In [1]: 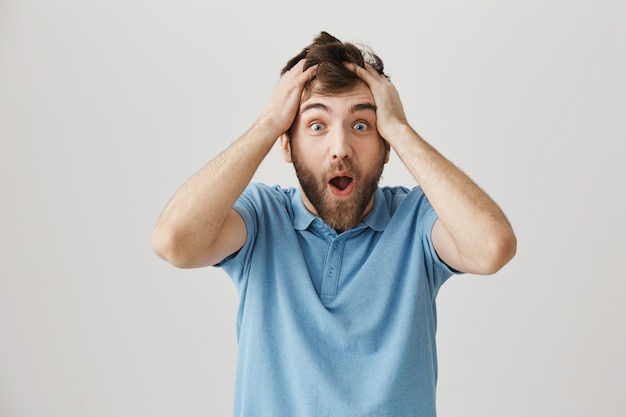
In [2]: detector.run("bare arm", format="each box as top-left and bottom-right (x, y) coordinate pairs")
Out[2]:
(349, 63), (517, 275)
(152, 61), (317, 268)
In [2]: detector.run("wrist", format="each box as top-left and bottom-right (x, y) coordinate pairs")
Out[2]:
(252, 115), (288, 143)
(380, 121), (415, 146)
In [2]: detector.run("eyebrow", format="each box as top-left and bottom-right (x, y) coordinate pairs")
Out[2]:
(300, 102), (377, 114)
(301, 102), (329, 114)
(351, 103), (377, 113)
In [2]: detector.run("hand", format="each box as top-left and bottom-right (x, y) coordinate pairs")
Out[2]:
(345, 62), (409, 142)
(259, 59), (317, 137)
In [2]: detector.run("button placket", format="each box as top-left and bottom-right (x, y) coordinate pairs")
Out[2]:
(320, 237), (345, 303)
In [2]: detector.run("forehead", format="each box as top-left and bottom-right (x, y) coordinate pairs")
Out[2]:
(299, 81), (375, 113)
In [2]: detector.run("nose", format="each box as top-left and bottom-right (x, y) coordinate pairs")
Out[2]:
(329, 127), (352, 160)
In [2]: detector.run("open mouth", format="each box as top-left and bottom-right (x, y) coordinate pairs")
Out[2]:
(329, 174), (354, 194)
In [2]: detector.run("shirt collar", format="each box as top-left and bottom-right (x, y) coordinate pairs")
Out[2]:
(292, 189), (317, 231)
(362, 187), (390, 232)
(292, 187), (390, 232)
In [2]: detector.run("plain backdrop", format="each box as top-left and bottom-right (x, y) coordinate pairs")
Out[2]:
(1, 0), (625, 416)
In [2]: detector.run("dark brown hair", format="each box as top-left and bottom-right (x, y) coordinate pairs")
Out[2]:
(281, 31), (388, 96)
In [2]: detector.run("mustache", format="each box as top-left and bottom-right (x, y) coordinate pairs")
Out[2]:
(326, 159), (357, 177)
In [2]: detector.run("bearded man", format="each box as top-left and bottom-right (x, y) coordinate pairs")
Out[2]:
(152, 31), (517, 417)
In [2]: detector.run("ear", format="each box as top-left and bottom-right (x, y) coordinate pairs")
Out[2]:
(280, 134), (293, 163)
(383, 139), (391, 164)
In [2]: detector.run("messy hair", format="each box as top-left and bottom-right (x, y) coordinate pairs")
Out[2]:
(281, 31), (388, 97)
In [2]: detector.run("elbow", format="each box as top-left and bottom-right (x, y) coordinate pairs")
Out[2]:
(476, 228), (517, 275)
(152, 227), (202, 269)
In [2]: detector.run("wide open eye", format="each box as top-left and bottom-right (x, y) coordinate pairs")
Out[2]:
(353, 122), (368, 132)
(310, 123), (324, 132)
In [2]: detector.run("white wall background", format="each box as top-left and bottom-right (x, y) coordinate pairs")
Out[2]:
(1, 0), (625, 416)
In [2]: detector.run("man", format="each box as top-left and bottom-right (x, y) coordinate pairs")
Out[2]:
(153, 31), (516, 417)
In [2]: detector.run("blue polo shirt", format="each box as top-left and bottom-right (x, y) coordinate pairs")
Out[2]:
(217, 183), (458, 417)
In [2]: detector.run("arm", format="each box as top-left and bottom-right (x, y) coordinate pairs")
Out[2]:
(349, 63), (517, 275)
(152, 60), (316, 268)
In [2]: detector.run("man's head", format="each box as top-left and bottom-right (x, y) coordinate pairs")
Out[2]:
(280, 31), (391, 233)
(281, 31), (389, 103)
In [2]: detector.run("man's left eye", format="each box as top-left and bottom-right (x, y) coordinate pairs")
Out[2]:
(354, 122), (367, 131)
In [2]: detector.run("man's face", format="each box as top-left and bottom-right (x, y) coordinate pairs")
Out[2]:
(281, 81), (390, 233)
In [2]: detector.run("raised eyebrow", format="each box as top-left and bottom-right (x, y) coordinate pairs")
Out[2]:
(300, 102), (329, 114)
(300, 102), (377, 114)
(351, 102), (377, 113)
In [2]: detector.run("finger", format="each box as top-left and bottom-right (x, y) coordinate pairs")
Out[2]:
(282, 59), (304, 77)
(343, 62), (375, 85)
(362, 62), (391, 82)
(302, 63), (318, 79)
(285, 59), (317, 78)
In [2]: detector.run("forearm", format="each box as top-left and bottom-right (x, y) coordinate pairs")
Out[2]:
(344, 62), (515, 272)
(153, 60), (317, 267)
(389, 124), (516, 273)
(152, 118), (279, 264)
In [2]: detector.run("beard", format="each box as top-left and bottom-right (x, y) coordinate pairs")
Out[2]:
(292, 154), (386, 233)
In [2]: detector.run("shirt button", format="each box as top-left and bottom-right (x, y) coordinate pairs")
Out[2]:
(333, 242), (341, 251)
(327, 268), (335, 277)
(315, 220), (323, 228)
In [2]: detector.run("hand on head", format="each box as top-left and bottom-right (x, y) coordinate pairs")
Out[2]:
(344, 62), (409, 142)
(260, 59), (317, 138)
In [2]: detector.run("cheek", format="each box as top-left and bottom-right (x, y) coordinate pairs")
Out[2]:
(362, 142), (388, 164)
(293, 139), (326, 162)
(291, 144), (322, 174)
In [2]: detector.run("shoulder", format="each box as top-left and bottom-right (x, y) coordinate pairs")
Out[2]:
(238, 183), (297, 208)
(378, 185), (430, 214)
(233, 183), (302, 228)
(243, 182), (297, 198)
